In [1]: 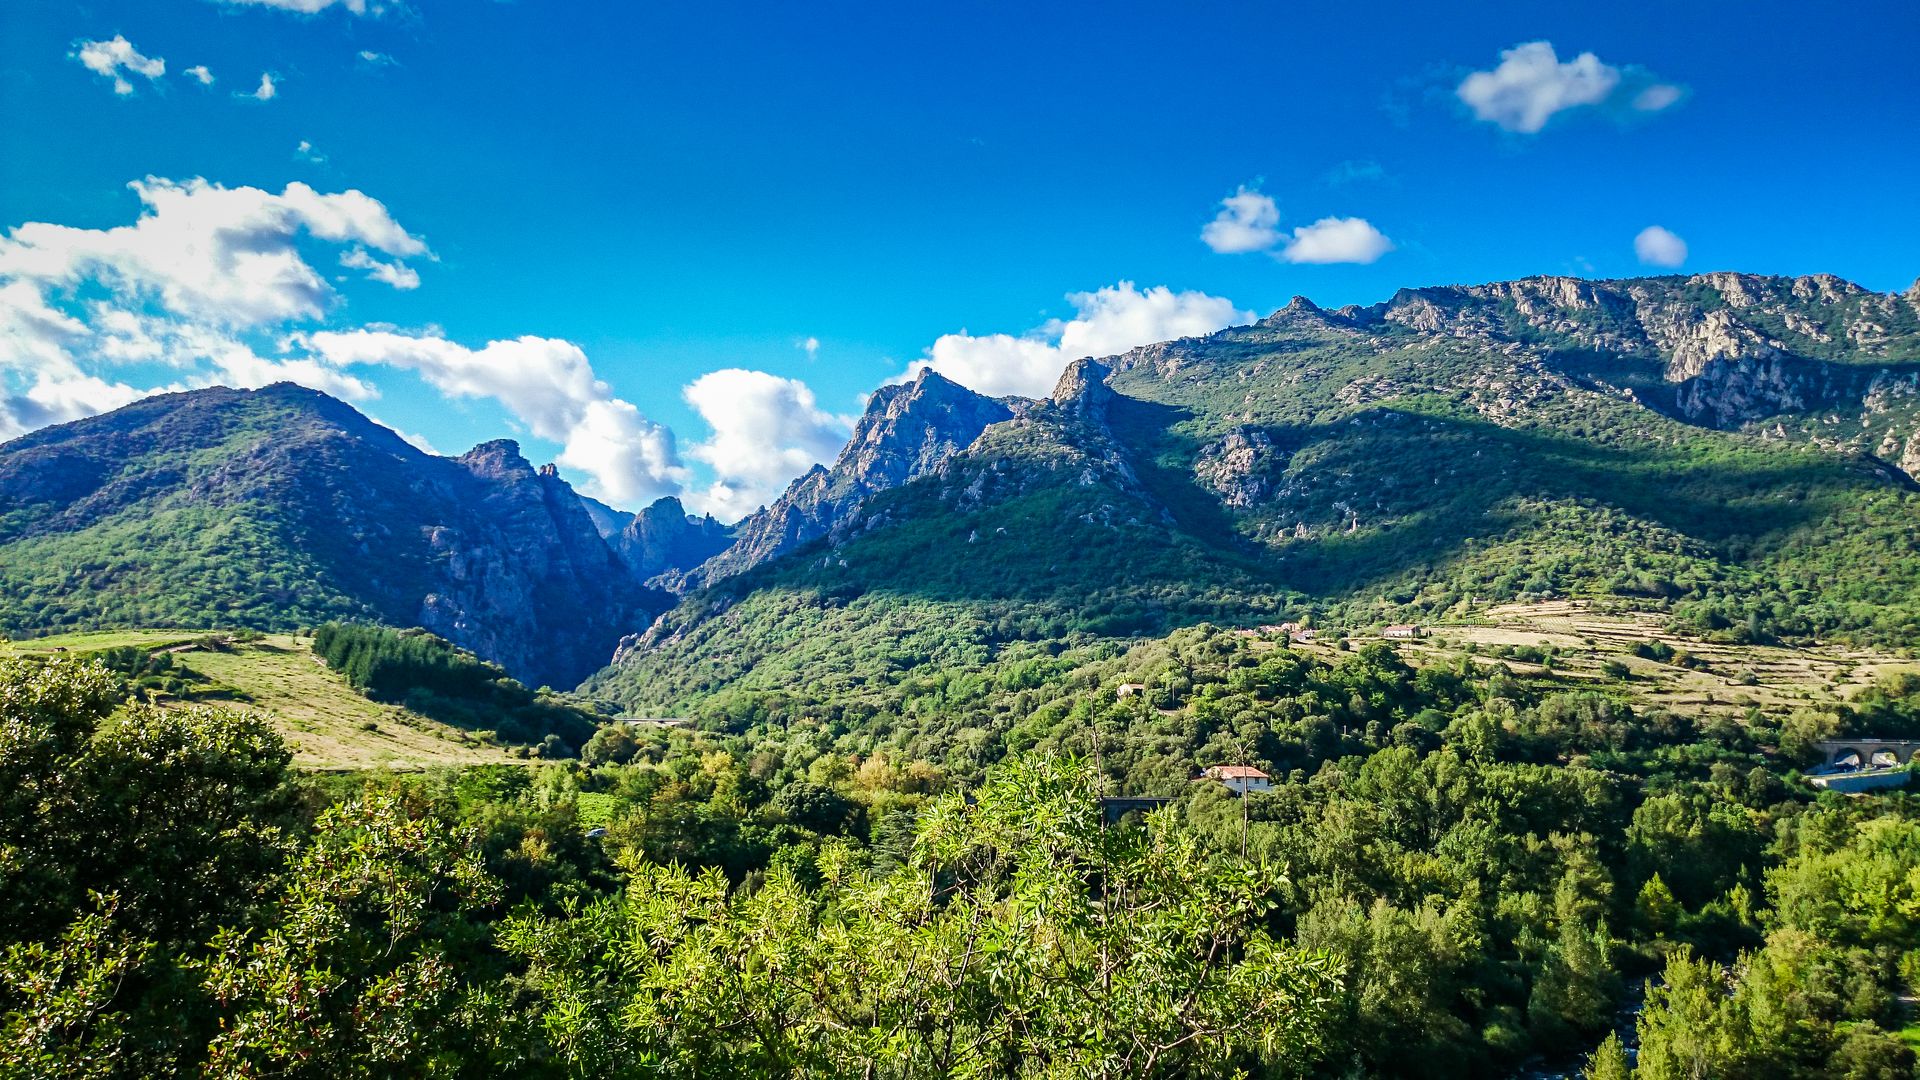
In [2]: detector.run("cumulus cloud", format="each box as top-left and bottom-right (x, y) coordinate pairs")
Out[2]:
(1200, 187), (1391, 264)
(0, 176), (428, 327)
(682, 369), (851, 519)
(1633, 225), (1688, 268)
(1279, 217), (1395, 265)
(246, 73), (277, 101)
(1457, 41), (1683, 133)
(300, 330), (688, 505)
(76, 36), (165, 95)
(1201, 187), (1281, 254)
(0, 283), (142, 439)
(0, 176), (425, 442)
(1457, 42), (1616, 133)
(910, 282), (1255, 399)
(184, 65), (214, 85)
(800, 335), (820, 359)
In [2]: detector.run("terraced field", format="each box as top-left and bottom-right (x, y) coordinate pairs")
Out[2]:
(1412, 600), (1915, 721)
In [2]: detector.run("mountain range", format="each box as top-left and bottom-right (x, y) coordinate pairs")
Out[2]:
(6, 271), (1920, 703)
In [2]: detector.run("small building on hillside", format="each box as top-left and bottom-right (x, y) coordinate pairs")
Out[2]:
(1203, 764), (1273, 795)
(1116, 682), (1148, 699)
(1382, 624), (1422, 640)
(616, 717), (692, 729)
(1289, 628), (1318, 643)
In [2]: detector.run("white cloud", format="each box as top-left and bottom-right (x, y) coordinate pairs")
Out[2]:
(0, 372), (144, 441)
(76, 36), (165, 95)
(1457, 41), (1619, 133)
(0, 176), (425, 439)
(246, 73), (277, 101)
(1456, 42), (1685, 133)
(1633, 84), (1683, 112)
(0, 176), (428, 327)
(1279, 217), (1395, 265)
(801, 335), (820, 359)
(1633, 225), (1687, 268)
(296, 139), (325, 163)
(184, 65), (214, 85)
(1201, 187), (1281, 254)
(357, 50), (396, 66)
(300, 329), (688, 505)
(910, 282), (1255, 399)
(0, 283), (142, 440)
(339, 248), (419, 289)
(683, 369), (850, 519)
(1200, 187), (1390, 264)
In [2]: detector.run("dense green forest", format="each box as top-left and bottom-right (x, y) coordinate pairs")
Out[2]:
(7, 630), (1919, 1077)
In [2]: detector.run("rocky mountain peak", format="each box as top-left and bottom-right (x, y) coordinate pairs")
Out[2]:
(678, 371), (1014, 589)
(836, 367), (1012, 487)
(1050, 358), (1115, 414)
(611, 494), (733, 584)
(456, 439), (534, 482)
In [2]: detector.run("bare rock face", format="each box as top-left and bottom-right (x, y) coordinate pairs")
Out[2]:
(609, 496), (732, 583)
(1050, 358), (1117, 418)
(681, 368), (1014, 588)
(1194, 428), (1279, 508)
(418, 439), (663, 688)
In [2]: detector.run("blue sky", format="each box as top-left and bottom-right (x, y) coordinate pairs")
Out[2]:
(4, 0), (1918, 517)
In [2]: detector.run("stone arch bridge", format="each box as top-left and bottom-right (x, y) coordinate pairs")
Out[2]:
(1815, 739), (1920, 769)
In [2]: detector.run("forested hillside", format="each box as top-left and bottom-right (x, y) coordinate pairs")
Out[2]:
(595, 273), (1920, 717)
(7, 629), (1919, 1076)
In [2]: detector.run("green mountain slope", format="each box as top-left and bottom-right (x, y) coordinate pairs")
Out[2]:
(587, 272), (1920, 717)
(0, 384), (663, 688)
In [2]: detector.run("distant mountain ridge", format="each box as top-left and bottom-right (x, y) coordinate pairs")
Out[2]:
(0, 384), (664, 688)
(7, 271), (1920, 702)
(589, 271), (1920, 715)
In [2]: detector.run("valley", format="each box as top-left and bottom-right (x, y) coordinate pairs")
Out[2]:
(8, 271), (1920, 1078)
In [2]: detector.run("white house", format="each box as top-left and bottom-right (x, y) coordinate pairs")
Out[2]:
(1203, 764), (1273, 795)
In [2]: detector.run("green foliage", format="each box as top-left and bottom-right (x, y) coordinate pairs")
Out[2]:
(504, 755), (1345, 1078)
(198, 792), (501, 1078)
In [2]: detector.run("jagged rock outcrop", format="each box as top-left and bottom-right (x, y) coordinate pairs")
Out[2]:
(0, 385), (661, 688)
(682, 367), (1014, 587)
(610, 496), (733, 583)
(1354, 272), (1920, 429)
